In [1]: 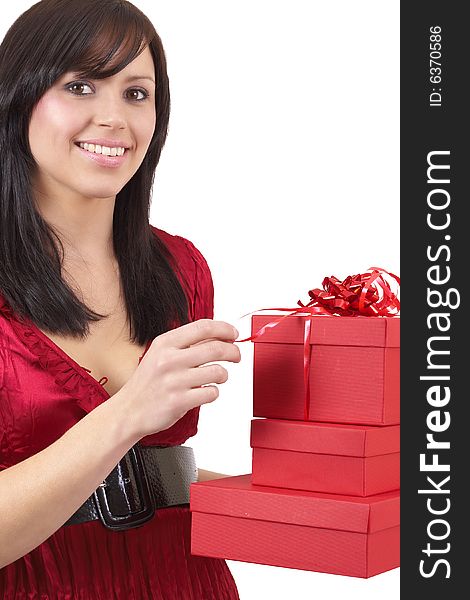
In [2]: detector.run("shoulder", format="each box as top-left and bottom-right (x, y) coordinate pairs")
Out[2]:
(149, 225), (214, 321)
(149, 224), (211, 278)
(149, 224), (206, 263)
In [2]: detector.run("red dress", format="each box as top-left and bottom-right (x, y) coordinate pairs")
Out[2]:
(0, 226), (240, 600)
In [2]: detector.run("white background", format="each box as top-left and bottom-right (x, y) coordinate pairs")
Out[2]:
(2, 2), (400, 598)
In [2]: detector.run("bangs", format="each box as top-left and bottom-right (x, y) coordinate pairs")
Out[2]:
(62, 2), (155, 80)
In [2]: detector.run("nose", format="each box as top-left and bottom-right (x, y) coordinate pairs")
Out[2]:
(92, 89), (127, 130)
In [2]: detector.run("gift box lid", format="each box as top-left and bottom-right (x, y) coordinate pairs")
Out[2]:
(251, 314), (400, 347)
(250, 419), (400, 457)
(190, 475), (400, 533)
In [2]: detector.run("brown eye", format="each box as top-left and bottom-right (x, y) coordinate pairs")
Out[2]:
(126, 88), (149, 102)
(67, 81), (92, 95)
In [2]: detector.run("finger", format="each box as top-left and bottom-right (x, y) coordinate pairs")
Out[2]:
(189, 336), (240, 350)
(185, 384), (220, 408)
(164, 319), (239, 349)
(180, 340), (241, 368)
(187, 364), (229, 388)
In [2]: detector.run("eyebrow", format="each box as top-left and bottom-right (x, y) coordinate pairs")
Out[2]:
(125, 75), (156, 84)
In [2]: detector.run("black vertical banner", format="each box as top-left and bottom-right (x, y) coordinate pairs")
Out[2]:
(401, 2), (467, 597)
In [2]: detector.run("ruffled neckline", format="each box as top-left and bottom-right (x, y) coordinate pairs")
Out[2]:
(0, 291), (152, 414)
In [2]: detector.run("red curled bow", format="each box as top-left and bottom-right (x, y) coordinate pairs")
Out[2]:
(299, 267), (400, 316)
(236, 267), (400, 420)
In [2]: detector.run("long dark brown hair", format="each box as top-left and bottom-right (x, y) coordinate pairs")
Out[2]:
(0, 0), (189, 344)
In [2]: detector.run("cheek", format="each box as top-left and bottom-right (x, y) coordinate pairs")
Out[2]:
(139, 107), (157, 146)
(29, 94), (78, 150)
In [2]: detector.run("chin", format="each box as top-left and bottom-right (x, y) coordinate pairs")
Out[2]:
(73, 182), (126, 200)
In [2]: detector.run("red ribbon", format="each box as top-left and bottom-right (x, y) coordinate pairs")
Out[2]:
(236, 267), (400, 420)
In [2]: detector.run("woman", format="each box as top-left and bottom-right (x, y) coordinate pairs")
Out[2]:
(0, 0), (241, 597)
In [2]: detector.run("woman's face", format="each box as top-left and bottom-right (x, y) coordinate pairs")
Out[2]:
(28, 46), (157, 205)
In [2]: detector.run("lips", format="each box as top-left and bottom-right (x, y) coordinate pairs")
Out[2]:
(74, 142), (129, 168)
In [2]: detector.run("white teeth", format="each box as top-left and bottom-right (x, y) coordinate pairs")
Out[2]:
(78, 142), (126, 156)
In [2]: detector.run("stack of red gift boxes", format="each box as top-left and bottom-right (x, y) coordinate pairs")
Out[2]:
(190, 311), (400, 579)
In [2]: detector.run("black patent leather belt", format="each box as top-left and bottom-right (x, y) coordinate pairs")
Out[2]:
(64, 444), (197, 532)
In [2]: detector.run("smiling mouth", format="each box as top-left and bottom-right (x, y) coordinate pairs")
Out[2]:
(74, 142), (128, 157)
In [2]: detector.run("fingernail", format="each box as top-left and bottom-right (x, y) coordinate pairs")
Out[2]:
(233, 327), (239, 338)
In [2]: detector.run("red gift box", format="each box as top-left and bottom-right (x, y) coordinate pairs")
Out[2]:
(252, 314), (400, 425)
(251, 418), (400, 496)
(190, 474), (400, 578)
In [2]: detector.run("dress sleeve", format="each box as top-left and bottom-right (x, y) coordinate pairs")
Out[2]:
(0, 343), (3, 387)
(0, 341), (9, 470)
(179, 237), (214, 322)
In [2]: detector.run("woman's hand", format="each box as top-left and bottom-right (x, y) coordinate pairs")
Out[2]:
(118, 319), (241, 439)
